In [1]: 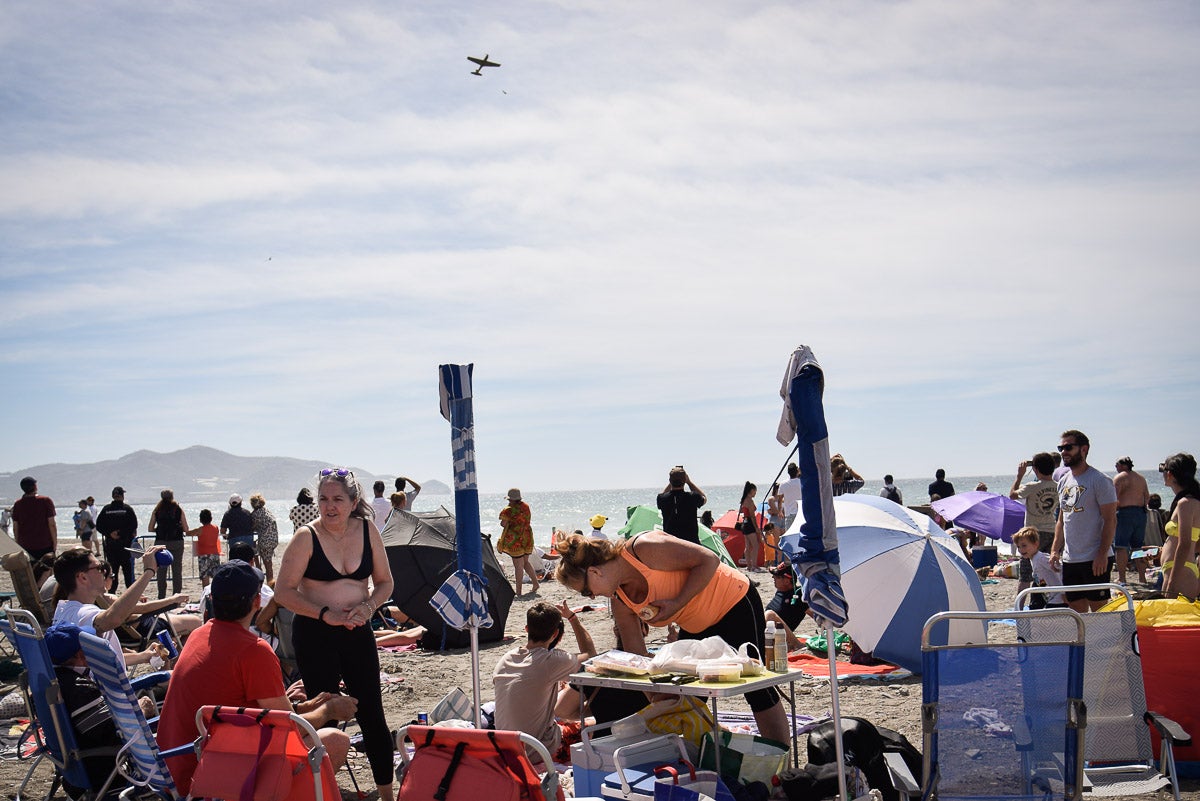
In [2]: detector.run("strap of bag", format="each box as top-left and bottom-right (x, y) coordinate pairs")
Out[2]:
(486, 731), (540, 796)
(433, 741), (469, 801)
(224, 708), (273, 801)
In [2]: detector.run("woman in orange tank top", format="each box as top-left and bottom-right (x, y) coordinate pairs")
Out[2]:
(555, 531), (788, 744)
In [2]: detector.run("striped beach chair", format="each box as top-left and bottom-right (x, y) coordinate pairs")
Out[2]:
(77, 632), (189, 801)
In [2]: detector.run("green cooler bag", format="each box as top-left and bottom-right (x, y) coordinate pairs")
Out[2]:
(698, 730), (788, 786)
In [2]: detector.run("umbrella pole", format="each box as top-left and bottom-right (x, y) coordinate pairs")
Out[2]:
(826, 622), (850, 801)
(470, 624), (482, 729)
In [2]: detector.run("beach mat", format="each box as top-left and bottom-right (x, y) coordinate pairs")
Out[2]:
(787, 651), (902, 678)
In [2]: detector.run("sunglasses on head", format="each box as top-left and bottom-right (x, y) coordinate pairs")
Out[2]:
(319, 467), (353, 479)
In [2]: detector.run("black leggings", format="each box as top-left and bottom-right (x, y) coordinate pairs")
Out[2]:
(681, 585), (780, 712)
(102, 536), (134, 590)
(292, 616), (393, 785)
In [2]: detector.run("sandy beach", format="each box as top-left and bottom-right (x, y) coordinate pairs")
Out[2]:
(2, 562), (1196, 800)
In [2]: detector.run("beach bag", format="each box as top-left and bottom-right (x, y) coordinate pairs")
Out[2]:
(634, 696), (719, 752)
(431, 687), (473, 723)
(698, 730), (788, 786)
(806, 717), (920, 801)
(652, 763), (736, 801)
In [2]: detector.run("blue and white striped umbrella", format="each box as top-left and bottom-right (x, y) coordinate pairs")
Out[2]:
(433, 363), (492, 631)
(827, 494), (986, 673)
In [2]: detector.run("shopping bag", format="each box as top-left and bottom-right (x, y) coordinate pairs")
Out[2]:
(652, 763), (736, 801)
(698, 730), (788, 786)
(636, 696), (720, 752)
(431, 687), (472, 723)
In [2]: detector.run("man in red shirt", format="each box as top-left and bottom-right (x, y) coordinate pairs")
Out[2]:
(11, 476), (57, 560)
(156, 560), (355, 795)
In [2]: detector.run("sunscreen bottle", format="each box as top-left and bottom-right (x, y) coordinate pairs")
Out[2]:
(764, 622), (777, 672)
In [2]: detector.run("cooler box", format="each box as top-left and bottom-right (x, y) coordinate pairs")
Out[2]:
(597, 735), (689, 800)
(571, 726), (683, 799)
(971, 546), (998, 569)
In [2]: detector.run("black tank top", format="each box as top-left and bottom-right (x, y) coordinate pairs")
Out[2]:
(303, 519), (373, 581)
(153, 504), (184, 541)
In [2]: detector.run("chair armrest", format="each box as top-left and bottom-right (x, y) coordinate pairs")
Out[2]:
(884, 751), (920, 800)
(159, 741), (195, 760)
(1145, 711), (1192, 747)
(131, 671), (171, 691)
(1013, 717), (1032, 751)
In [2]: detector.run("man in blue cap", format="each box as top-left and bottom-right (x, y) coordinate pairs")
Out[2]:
(156, 560), (356, 796)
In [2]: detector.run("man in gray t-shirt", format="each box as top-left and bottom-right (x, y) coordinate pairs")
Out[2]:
(1051, 430), (1118, 612)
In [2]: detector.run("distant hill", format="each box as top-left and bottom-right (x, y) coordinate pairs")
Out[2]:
(0, 445), (448, 506)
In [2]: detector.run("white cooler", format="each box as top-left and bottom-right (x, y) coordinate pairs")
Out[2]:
(570, 724), (685, 799)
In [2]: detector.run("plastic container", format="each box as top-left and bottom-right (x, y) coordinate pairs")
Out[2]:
(696, 660), (741, 683)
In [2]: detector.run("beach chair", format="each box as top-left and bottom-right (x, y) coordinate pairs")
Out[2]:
(2, 551), (51, 626)
(887, 608), (1087, 801)
(77, 631), (189, 801)
(1017, 584), (1191, 800)
(395, 724), (564, 801)
(0, 608), (126, 801)
(188, 705), (339, 801)
(272, 607), (300, 684)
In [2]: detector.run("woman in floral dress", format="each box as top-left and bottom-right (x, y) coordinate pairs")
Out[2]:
(498, 487), (539, 595)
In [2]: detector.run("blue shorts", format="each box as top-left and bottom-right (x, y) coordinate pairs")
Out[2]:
(1114, 507), (1147, 551)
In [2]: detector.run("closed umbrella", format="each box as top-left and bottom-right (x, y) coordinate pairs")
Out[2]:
(829, 494), (986, 673)
(931, 491), (1026, 543)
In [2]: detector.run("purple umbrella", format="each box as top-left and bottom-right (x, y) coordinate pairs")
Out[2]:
(930, 491), (1026, 543)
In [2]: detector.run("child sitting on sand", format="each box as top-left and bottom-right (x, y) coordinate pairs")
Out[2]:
(1014, 526), (1065, 608)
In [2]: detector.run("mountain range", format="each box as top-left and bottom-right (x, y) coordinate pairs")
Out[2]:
(0, 445), (449, 506)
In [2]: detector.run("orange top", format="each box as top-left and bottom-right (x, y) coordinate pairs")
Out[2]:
(615, 538), (749, 632)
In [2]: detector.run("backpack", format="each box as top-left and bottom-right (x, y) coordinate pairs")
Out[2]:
(883, 486), (901, 504)
(805, 716), (921, 801)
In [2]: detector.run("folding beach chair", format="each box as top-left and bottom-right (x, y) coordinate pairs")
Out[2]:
(77, 631), (189, 801)
(1017, 584), (1191, 801)
(189, 705), (339, 801)
(888, 608), (1087, 801)
(395, 724), (564, 801)
(2, 551), (51, 626)
(0, 608), (125, 801)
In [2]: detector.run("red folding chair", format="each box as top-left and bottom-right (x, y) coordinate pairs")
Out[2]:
(396, 725), (564, 801)
(189, 705), (339, 801)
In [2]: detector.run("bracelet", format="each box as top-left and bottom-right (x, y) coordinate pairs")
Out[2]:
(318, 606), (330, 622)
(143, 568), (157, 577)
(566, 614), (576, 621)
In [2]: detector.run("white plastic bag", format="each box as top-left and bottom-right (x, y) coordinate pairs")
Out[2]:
(650, 636), (764, 677)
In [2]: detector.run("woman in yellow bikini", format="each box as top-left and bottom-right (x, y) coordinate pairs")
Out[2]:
(1159, 453), (1200, 601)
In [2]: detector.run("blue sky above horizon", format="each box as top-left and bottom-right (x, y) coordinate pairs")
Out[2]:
(2, 1), (1198, 493)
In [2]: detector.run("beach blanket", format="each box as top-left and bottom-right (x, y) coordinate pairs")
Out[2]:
(716, 711), (830, 737)
(378, 643), (419, 653)
(787, 652), (901, 677)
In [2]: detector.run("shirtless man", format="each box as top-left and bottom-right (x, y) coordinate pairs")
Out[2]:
(1113, 457), (1151, 584)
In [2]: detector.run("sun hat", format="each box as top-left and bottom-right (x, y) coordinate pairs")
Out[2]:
(44, 622), (93, 664)
(211, 559), (263, 600)
(589, 514), (607, 529)
(507, 488), (522, 502)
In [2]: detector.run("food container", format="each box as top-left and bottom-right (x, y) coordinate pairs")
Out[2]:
(696, 660), (741, 683)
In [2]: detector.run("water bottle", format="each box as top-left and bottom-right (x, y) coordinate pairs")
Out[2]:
(764, 622), (777, 672)
(774, 626), (788, 673)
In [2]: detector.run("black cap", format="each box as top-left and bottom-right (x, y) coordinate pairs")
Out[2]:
(210, 560), (264, 600)
(111, 486), (125, 497)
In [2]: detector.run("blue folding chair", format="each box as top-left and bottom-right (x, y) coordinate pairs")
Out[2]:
(889, 608), (1087, 801)
(77, 631), (187, 801)
(0, 608), (120, 801)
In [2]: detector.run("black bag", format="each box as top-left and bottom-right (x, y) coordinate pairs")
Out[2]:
(805, 716), (921, 801)
(883, 486), (901, 504)
(779, 763), (843, 801)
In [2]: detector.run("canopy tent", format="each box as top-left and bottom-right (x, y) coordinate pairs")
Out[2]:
(381, 507), (514, 650)
(616, 504), (736, 567)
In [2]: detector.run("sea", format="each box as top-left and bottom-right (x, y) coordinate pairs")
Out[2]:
(50, 472), (1175, 556)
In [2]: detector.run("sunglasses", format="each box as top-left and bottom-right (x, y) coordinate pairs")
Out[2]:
(580, 570), (595, 600)
(1057, 444), (1079, 453)
(85, 563), (112, 577)
(319, 467), (353, 479)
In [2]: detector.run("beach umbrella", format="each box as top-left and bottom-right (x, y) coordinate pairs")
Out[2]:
(775, 345), (850, 800)
(430, 363), (490, 727)
(930, 490), (1026, 543)
(831, 494), (986, 673)
(709, 510), (769, 567)
(616, 504), (736, 567)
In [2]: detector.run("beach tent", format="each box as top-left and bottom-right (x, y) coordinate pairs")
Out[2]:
(381, 507), (514, 649)
(710, 509), (769, 567)
(1099, 595), (1200, 775)
(616, 504), (736, 567)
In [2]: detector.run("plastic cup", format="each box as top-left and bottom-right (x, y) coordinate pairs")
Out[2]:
(155, 550), (174, 567)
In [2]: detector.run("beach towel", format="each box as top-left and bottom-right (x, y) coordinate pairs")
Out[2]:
(787, 652), (900, 677)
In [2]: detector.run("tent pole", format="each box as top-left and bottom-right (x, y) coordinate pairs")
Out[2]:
(470, 624), (482, 729)
(826, 622), (850, 801)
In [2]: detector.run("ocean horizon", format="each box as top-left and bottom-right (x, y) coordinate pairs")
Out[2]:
(46, 471), (1174, 554)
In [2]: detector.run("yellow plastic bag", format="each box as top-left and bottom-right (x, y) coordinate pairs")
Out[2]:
(636, 696), (720, 752)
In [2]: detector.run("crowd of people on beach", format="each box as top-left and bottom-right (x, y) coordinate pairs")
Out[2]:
(3, 434), (1197, 798)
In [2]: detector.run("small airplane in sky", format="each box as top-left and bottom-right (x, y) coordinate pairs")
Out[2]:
(468, 54), (500, 76)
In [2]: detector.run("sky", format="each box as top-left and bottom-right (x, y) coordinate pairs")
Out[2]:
(2, 1), (1198, 493)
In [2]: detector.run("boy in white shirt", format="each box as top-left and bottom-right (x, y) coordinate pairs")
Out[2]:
(1014, 527), (1065, 608)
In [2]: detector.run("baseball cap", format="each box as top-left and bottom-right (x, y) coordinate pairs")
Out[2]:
(111, 486), (125, 497)
(44, 622), (94, 664)
(211, 560), (263, 600)
(769, 562), (796, 579)
(229, 493), (242, 505)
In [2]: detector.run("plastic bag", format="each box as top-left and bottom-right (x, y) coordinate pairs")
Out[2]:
(653, 763), (736, 801)
(651, 636), (764, 677)
(634, 696), (720, 751)
(585, 649), (655, 675)
(805, 631), (850, 655)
